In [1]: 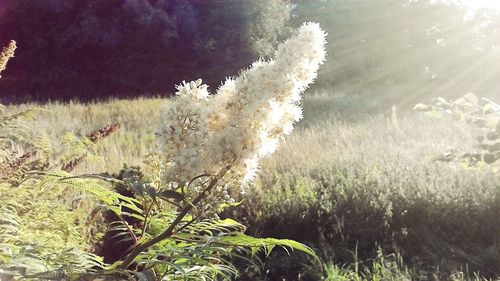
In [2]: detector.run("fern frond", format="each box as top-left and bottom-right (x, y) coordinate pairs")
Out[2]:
(34, 171), (124, 205)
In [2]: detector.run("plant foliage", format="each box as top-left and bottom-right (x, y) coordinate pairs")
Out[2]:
(0, 23), (324, 280)
(415, 92), (500, 168)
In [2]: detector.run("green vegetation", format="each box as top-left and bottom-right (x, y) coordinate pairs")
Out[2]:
(1, 92), (317, 281)
(1, 25), (326, 280)
(5, 91), (500, 280)
(229, 93), (500, 280)
(3, 1), (500, 280)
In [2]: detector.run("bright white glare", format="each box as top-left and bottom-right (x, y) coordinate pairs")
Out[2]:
(460, 0), (500, 10)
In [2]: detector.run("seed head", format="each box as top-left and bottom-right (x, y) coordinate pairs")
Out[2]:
(0, 40), (16, 77)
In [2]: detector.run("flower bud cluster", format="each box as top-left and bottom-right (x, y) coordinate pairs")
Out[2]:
(157, 23), (326, 216)
(195, 184), (236, 220)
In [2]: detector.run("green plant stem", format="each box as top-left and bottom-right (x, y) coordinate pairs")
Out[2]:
(174, 214), (200, 234)
(139, 202), (152, 241)
(118, 168), (228, 269)
(116, 213), (138, 245)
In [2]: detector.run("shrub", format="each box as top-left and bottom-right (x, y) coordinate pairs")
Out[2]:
(415, 93), (500, 167)
(1, 22), (327, 280)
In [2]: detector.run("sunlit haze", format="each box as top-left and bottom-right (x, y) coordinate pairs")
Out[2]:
(460, 0), (500, 10)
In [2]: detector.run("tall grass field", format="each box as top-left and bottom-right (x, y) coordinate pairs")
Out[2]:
(5, 91), (499, 280)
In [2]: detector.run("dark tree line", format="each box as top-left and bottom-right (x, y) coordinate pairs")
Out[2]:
(0, 0), (290, 102)
(1, 0), (499, 104)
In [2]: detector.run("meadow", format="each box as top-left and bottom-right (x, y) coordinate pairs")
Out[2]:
(4, 1), (500, 280)
(6, 91), (500, 280)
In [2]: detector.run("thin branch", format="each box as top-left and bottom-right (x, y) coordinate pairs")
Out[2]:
(187, 173), (211, 189)
(159, 198), (183, 209)
(116, 214), (138, 246)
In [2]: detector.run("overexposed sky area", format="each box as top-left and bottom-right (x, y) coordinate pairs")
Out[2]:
(460, 0), (500, 10)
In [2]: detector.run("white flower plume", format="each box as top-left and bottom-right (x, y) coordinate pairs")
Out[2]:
(157, 22), (326, 214)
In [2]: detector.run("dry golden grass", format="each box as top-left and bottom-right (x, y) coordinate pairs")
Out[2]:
(6, 91), (476, 176)
(7, 98), (163, 172)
